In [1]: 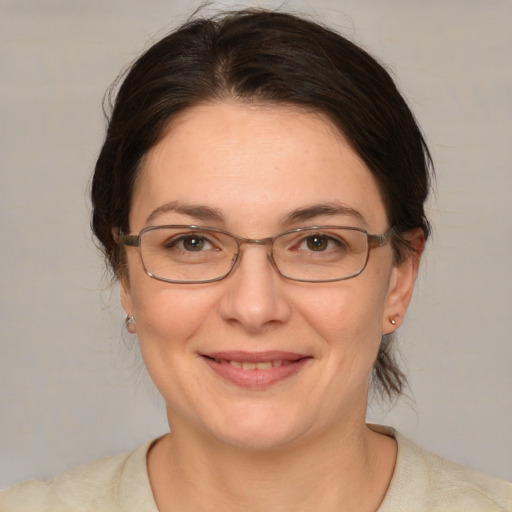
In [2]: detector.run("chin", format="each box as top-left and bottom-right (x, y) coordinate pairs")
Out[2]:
(201, 405), (312, 452)
(215, 428), (302, 453)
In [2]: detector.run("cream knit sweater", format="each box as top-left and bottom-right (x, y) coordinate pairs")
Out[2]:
(1, 426), (510, 511)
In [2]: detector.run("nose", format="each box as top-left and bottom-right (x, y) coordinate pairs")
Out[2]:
(218, 244), (292, 333)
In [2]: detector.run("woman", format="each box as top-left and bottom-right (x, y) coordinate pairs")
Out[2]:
(1, 8), (510, 511)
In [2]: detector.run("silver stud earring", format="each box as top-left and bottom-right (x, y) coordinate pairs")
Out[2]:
(390, 318), (397, 325)
(125, 315), (136, 334)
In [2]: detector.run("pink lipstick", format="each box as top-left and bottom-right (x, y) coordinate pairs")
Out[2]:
(201, 351), (311, 388)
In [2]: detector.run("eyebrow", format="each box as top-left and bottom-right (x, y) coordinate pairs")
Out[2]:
(280, 202), (368, 226)
(146, 201), (224, 224)
(145, 200), (367, 227)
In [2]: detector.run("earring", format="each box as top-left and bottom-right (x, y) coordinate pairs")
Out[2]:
(125, 315), (136, 334)
(390, 313), (400, 326)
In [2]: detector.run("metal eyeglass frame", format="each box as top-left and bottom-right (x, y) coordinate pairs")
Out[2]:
(119, 225), (394, 284)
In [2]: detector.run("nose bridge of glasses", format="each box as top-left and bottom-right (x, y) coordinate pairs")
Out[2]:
(232, 235), (278, 269)
(236, 234), (274, 249)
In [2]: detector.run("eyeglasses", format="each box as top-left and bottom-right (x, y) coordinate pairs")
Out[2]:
(120, 225), (393, 284)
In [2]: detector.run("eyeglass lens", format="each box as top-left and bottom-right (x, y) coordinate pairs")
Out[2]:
(137, 226), (371, 283)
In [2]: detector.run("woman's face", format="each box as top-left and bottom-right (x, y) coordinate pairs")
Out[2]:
(122, 102), (418, 450)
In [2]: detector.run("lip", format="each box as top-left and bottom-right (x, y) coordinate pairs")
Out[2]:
(201, 351), (311, 388)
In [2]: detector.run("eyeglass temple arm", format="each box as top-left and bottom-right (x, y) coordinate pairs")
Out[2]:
(368, 228), (395, 248)
(118, 231), (140, 247)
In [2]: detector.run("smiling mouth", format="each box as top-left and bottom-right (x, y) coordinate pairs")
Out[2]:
(209, 358), (296, 370)
(201, 352), (310, 387)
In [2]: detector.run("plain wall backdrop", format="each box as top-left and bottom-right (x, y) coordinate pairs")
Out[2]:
(1, 0), (511, 489)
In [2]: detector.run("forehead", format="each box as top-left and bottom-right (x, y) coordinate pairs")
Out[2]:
(130, 101), (387, 233)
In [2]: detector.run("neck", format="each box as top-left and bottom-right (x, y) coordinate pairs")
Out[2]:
(147, 416), (396, 512)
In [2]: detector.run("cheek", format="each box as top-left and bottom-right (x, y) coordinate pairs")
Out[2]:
(296, 272), (392, 385)
(125, 251), (217, 344)
(300, 277), (389, 342)
(129, 283), (220, 400)
(132, 285), (218, 344)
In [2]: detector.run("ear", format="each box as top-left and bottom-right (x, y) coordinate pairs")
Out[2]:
(120, 276), (134, 321)
(382, 229), (425, 334)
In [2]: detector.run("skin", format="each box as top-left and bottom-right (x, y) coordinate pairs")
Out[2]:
(121, 101), (423, 511)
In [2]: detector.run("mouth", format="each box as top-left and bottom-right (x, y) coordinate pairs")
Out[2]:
(211, 359), (295, 370)
(200, 351), (311, 388)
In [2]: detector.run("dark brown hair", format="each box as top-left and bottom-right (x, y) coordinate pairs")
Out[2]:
(91, 9), (433, 400)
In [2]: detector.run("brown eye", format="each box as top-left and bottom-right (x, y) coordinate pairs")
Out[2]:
(306, 235), (329, 251)
(182, 236), (205, 251)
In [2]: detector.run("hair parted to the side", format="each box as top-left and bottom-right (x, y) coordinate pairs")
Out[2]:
(91, 8), (433, 401)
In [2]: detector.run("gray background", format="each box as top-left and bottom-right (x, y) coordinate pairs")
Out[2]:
(1, 0), (511, 489)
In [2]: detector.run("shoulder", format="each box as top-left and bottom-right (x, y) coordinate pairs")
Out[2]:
(374, 425), (512, 512)
(0, 440), (158, 512)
